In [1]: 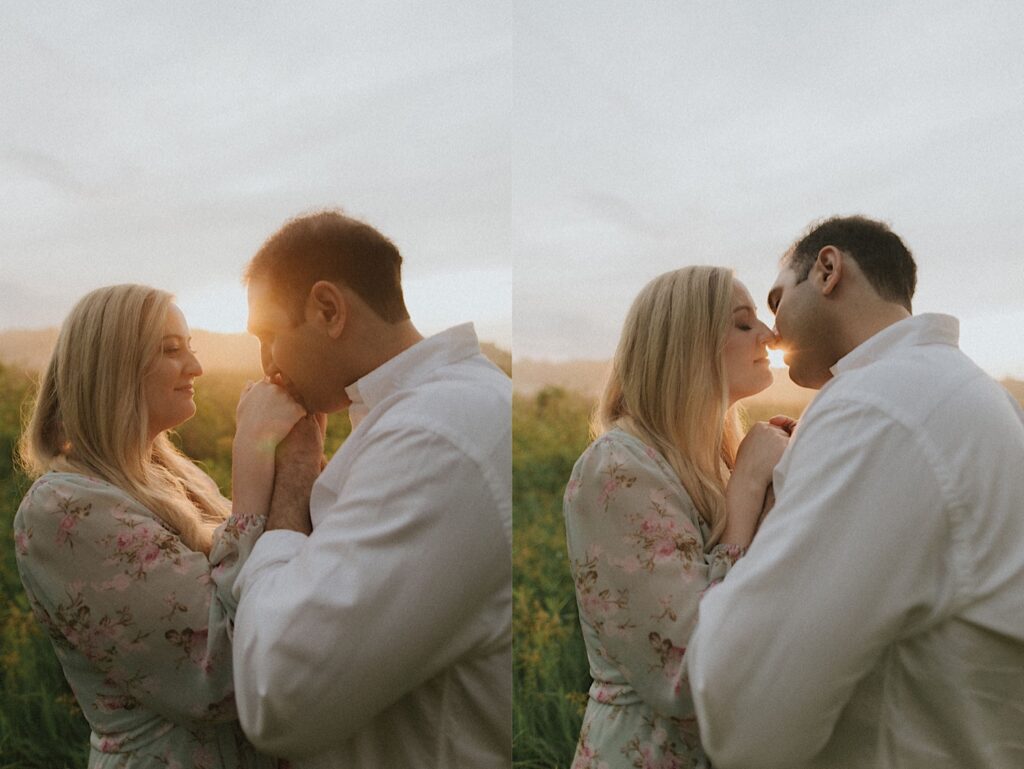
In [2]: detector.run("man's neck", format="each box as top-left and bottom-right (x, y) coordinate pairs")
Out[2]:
(350, 320), (425, 382)
(840, 301), (912, 360)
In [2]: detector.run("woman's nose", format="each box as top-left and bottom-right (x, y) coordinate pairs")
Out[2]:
(186, 350), (203, 377)
(757, 323), (778, 347)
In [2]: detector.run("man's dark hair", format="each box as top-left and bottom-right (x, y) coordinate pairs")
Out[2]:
(786, 215), (917, 311)
(244, 210), (410, 324)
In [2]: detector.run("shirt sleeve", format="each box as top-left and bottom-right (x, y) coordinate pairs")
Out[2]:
(686, 399), (951, 769)
(231, 425), (510, 758)
(12, 475), (265, 725)
(564, 434), (743, 718)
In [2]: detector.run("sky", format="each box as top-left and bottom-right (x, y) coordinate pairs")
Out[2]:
(512, 0), (1024, 378)
(3, 2), (1023, 377)
(1, 1), (512, 347)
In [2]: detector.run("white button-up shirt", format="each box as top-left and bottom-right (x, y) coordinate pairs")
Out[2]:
(232, 323), (511, 769)
(687, 313), (1024, 769)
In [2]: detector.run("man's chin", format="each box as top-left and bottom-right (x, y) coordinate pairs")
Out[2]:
(787, 364), (830, 391)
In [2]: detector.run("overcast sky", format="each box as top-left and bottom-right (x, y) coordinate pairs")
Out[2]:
(3, 2), (1023, 376)
(512, 0), (1024, 378)
(1, 1), (512, 346)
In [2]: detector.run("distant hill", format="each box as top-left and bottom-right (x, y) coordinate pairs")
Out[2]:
(0, 328), (263, 375)
(513, 356), (819, 409)
(0, 328), (511, 378)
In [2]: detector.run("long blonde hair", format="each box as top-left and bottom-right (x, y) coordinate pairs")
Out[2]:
(19, 284), (230, 553)
(593, 266), (743, 546)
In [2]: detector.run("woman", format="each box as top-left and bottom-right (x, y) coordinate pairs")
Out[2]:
(13, 284), (307, 768)
(564, 266), (790, 768)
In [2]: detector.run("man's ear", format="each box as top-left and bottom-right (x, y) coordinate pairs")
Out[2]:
(813, 246), (844, 297)
(306, 280), (347, 338)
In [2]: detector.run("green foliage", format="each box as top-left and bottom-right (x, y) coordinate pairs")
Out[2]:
(0, 364), (350, 767)
(513, 388), (593, 767)
(0, 363), (90, 767)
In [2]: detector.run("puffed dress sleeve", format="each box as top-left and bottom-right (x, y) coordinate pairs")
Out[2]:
(13, 473), (265, 728)
(564, 431), (743, 719)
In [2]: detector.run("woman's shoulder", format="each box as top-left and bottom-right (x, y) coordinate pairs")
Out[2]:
(17, 472), (143, 527)
(567, 428), (686, 508)
(23, 471), (126, 500)
(575, 428), (674, 477)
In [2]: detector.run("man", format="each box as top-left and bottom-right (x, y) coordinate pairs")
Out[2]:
(230, 211), (512, 768)
(687, 216), (1024, 768)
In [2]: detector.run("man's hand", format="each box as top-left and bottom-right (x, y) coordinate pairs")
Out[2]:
(266, 415), (326, 536)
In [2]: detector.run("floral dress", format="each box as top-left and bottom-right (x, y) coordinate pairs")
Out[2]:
(12, 471), (278, 769)
(564, 429), (743, 769)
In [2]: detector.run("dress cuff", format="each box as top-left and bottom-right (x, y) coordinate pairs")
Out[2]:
(705, 542), (746, 589)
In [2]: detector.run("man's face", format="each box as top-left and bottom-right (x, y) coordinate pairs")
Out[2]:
(246, 277), (321, 411)
(767, 263), (834, 389)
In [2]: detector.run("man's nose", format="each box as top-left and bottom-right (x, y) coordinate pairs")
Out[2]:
(766, 327), (781, 348)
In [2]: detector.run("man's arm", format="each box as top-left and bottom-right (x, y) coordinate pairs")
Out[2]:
(264, 414), (325, 536)
(231, 424), (509, 758)
(686, 400), (952, 769)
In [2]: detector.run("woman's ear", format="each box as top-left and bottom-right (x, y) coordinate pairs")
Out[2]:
(306, 281), (347, 338)
(813, 246), (844, 297)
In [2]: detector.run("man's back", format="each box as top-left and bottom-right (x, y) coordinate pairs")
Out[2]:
(803, 317), (1024, 767)
(688, 314), (1024, 769)
(234, 325), (512, 769)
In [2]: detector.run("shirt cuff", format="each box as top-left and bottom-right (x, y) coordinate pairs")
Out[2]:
(233, 529), (308, 603)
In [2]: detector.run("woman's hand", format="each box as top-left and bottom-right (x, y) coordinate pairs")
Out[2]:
(734, 421), (791, 487)
(722, 422), (791, 548)
(231, 379), (306, 520)
(235, 379), (306, 452)
(768, 414), (798, 435)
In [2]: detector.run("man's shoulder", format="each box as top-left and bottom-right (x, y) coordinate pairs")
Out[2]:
(402, 354), (510, 410)
(361, 355), (510, 444)
(811, 345), (1020, 445)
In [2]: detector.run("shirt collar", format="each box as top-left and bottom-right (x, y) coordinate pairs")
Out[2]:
(345, 323), (481, 428)
(830, 313), (960, 378)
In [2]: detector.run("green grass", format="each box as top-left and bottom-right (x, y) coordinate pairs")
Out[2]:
(512, 388), (593, 767)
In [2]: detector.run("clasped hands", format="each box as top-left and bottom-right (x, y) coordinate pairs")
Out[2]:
(237, 376), (326, 536)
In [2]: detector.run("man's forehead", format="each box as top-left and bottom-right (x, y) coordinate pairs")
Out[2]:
(770, 264), (797, 289)
(246, 278), (288, 326)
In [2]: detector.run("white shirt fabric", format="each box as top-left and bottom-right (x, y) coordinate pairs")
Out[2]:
(687, 313), (1024, 769)
(232, 323), (512, 769)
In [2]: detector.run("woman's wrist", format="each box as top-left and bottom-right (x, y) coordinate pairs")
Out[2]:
(723, 473), (769, 548)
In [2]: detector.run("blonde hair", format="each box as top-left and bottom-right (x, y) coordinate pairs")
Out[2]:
(19, 284), (230, 553)
(593, 266), (743, 546)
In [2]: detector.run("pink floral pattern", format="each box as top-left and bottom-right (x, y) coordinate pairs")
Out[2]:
(563, 430), (743, 769)
(12, 472), (279, 769)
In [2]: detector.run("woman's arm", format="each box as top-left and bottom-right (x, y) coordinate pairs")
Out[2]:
(721, 422), (790, 548)
(14, 475), (264, 725)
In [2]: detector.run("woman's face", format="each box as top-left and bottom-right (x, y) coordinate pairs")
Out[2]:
(143, 304), (203, 441)
(722, 280), (775, 405)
